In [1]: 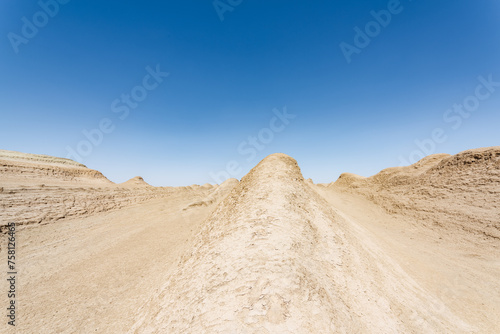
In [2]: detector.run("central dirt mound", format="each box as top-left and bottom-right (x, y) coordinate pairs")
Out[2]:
(130, 154), (471, 333)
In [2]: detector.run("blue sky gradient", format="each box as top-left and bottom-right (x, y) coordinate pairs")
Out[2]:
(1, 0), (499, 186)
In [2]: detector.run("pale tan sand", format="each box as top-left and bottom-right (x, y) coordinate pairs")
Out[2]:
(0, 148), (498, 333)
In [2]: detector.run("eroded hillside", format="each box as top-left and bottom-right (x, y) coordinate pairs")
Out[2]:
(331, 147), (500, 241)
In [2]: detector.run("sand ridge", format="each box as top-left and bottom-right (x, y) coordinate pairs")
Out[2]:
(128, 153), (477, 333)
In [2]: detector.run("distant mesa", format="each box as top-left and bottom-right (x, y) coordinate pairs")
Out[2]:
(121, 176), (152, 187)
(0, 149), (113, 186)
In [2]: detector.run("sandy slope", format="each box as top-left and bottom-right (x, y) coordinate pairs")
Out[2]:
(315, 187), (500, 333)
(4, 196), (213, 333)
(0, 149), (499, 333)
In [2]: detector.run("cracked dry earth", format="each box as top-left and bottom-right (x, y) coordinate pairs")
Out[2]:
(1, 148), (499, 333)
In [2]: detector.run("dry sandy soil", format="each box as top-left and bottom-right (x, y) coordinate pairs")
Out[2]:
(0, 148), (499, 333)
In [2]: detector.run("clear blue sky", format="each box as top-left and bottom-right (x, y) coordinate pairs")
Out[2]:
(1, 0), (499, 186)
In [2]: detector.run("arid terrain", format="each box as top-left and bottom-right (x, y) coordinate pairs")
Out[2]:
(0, 147), (499, 333)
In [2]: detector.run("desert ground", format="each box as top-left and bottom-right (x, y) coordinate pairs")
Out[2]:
(0, 147), (499, 333)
